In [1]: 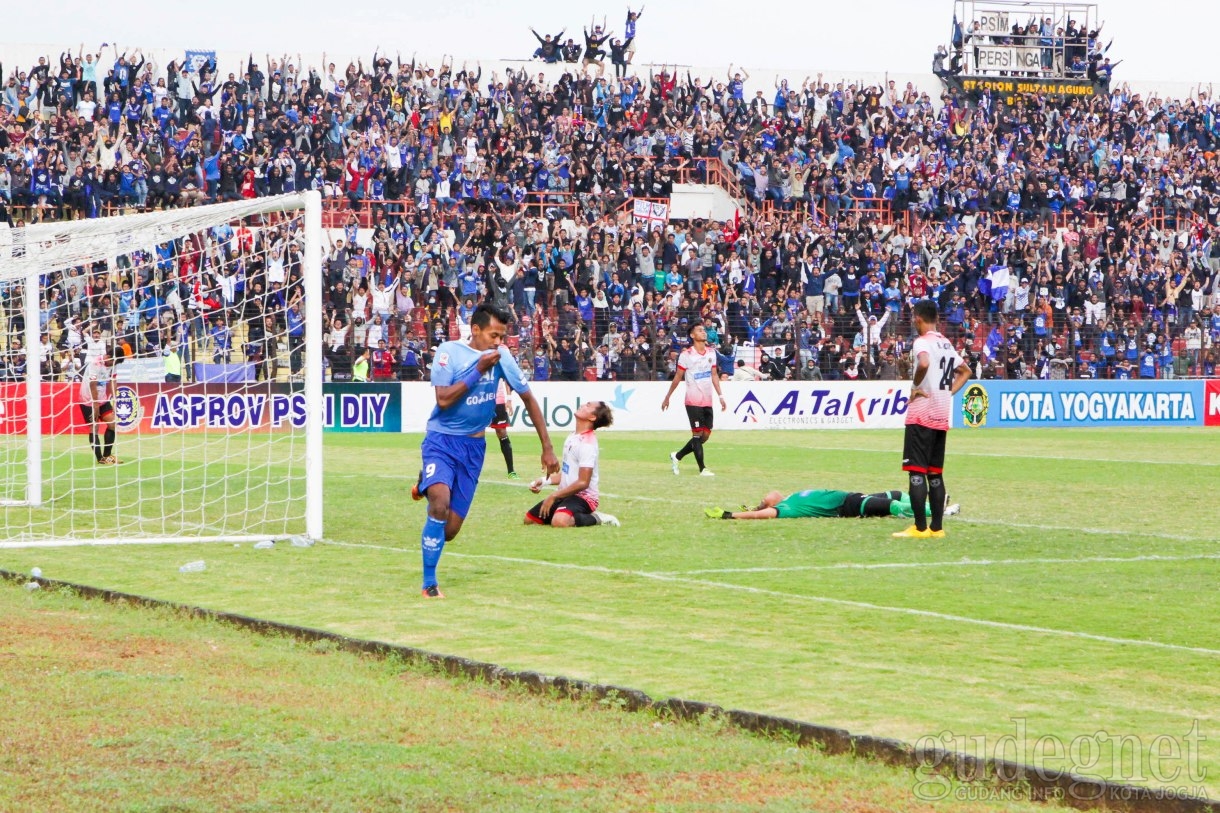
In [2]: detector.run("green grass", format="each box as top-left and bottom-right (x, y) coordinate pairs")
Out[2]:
(1, 584), (1056, 812)
(0, 433), (304, 540)
(2, 428), (1218, 804)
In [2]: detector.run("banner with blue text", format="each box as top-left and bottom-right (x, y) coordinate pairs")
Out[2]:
(953, 380), (1206, 429)
(400, 381), (911, 432)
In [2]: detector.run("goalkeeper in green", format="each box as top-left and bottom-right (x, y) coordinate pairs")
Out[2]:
(705, 489), (958, 521)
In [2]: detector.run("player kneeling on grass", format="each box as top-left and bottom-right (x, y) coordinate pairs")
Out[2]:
(705, 489), (960, 521)
(525, 400), (620, 528)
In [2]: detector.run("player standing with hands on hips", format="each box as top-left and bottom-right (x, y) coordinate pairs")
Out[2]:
(894, 300), (971, 539)
(412, 304), (559, 597)
(662, 323), (726, 476)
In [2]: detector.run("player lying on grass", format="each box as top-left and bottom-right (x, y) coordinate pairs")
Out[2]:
(525, 400), (620, 528)
(705, 489), (960, 521)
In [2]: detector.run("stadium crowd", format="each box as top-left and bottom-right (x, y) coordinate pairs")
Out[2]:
(2, 23), (1220, 385)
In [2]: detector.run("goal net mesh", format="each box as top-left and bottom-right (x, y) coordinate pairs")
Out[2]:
(0, 193), (320, 547)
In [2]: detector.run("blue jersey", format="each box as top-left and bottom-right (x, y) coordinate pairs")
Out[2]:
(427, 342), (529, 435)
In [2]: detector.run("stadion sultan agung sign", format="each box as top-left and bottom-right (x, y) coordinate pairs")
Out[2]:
(954, 380), (1206, 429)
(400, 381), (911, 432)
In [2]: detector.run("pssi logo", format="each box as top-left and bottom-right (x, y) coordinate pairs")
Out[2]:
(961, 383), (990, 429)
(113, 385), (142, 432)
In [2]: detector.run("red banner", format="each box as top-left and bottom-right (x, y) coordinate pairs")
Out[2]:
(0, 383), (399, 435)
(1204, 380), (1220, 427)
(0, 383), (86, 435)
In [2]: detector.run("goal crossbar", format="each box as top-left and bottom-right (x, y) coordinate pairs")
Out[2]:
(3, 191), (323, 545)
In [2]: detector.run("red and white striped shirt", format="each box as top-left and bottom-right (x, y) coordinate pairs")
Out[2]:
(677, 346), (717, 407)
(559, 430), (600, 509)
(905, 331), (962, 431)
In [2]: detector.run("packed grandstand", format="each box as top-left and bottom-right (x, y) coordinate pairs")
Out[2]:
(1, 13), (1218, 386)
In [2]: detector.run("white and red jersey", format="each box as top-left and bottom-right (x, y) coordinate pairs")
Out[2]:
(496, 380), (508, 405)
(559, 430), (599, 509)
(905, 330), (962, 431)
(677, 345), (717, 407)
(79, 359), (111, 404)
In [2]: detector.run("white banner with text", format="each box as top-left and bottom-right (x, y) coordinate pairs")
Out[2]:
(399, 381), (911, 433)
(975, 45), (1044, 73)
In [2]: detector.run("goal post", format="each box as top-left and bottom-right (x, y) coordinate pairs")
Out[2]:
(0, 191), (323, 548)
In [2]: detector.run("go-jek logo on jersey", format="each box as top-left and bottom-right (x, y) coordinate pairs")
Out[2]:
(113, 385), (142, 432)
(733, 385), (910, 428)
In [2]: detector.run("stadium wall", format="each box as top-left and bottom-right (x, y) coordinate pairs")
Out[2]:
(6, 380), (1218, 435)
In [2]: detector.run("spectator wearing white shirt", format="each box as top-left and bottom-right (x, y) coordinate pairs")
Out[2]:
(1084, 292), (1106, 326)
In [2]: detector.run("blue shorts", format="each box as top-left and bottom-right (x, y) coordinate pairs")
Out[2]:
(419, 433), (486, 520)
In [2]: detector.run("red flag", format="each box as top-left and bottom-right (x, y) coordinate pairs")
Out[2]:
(724, 208), (740, 245)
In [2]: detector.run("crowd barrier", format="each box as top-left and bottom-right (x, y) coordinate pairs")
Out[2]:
(4, 380), (1219, 436)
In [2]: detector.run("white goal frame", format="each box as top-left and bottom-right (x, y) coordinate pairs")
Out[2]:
(1, 191), (323, 546)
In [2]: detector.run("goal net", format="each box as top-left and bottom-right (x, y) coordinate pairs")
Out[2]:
(0, 191), (323, 548)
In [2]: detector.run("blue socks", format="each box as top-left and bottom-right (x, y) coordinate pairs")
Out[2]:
(421, 516), (447, 589)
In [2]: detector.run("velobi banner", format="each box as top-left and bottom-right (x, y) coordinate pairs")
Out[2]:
(954, 380), (1208, 429)
(400, 381), (911, 432)
(0, 383), (402, 435)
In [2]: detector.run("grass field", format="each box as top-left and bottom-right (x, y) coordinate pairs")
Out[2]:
(2, 427), (1218, 805)
(0, 433), (305, 541)
(0, 582), (1057, 812)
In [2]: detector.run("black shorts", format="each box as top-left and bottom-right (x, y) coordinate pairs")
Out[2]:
(840, 491), (904, 518)
(80, 402), (114, 424)
(490, 403), (509, 430)
(525, 495), (594, 525)
(685, 405), (714, 435)
(902, 424), (947, 474)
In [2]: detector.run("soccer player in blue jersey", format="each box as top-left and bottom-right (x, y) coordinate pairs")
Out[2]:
(412, 303), (559, 598)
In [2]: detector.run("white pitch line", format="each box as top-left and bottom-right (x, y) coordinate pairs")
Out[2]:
(793, 444), (1220, 468)
(663, 553), (1220, 576)
(323, 541), (1220, 658)
(331, 473), (683, 503)
(954, 516), (1209, 542)
(336, 475), (1213, 542)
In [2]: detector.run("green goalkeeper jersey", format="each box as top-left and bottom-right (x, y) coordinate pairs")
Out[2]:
(774, 490), (850, 519)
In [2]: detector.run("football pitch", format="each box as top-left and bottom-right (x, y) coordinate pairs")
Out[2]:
(2, 427), (1218, 798)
